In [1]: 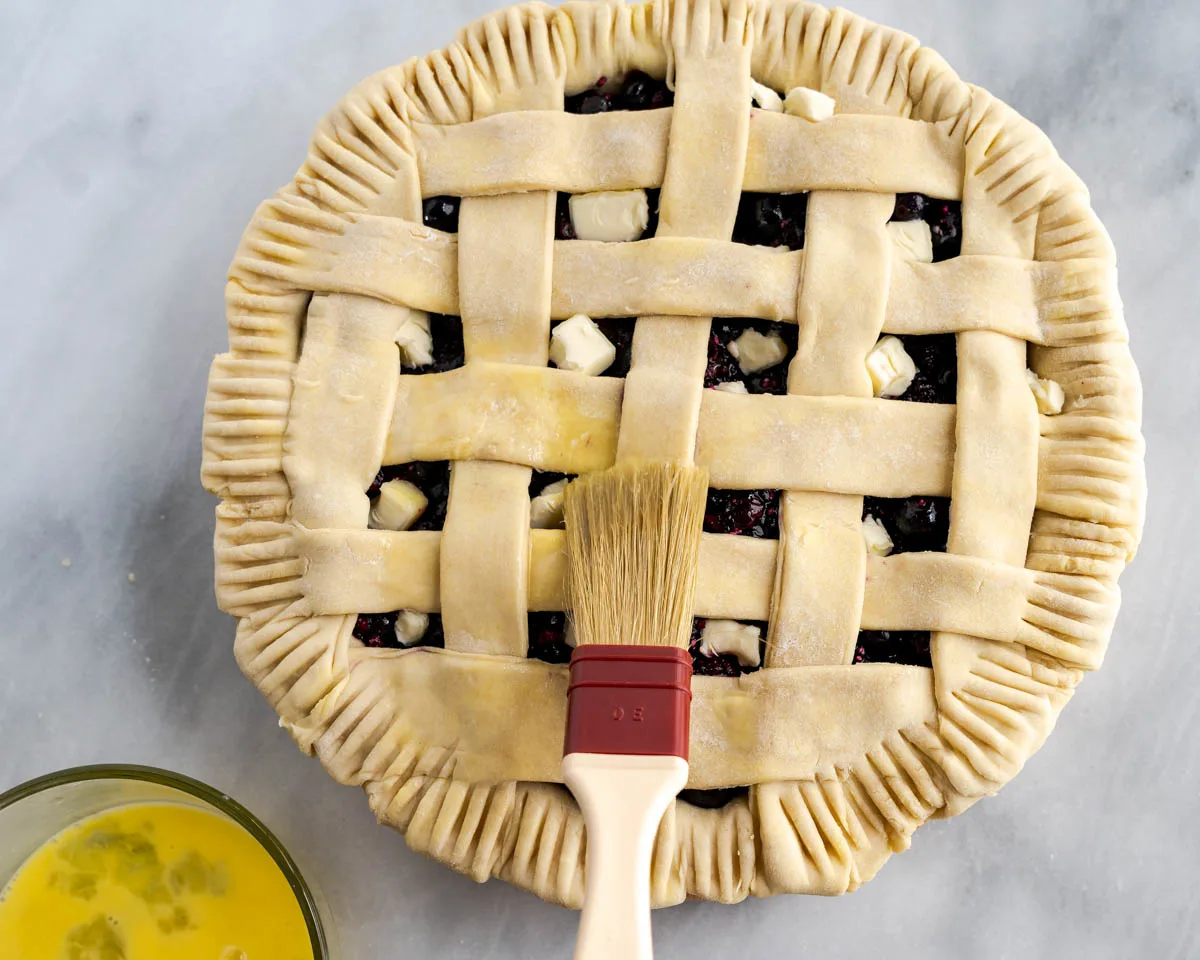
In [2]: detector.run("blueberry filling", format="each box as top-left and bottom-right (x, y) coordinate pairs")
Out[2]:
(405, 314), (464, 375)
(367, 461), (451, 531)
(705, 319), (797, 394)
(353, 611), (446, 649)
(853, 630), (929, 667)
(554, 192), (576, 240)
(862, 496), (951, 554)
(528, 611), (573, 665)
(704, 488), (780, 539)
(927, 203), (962, 261)
(529, 469), (572, 497)
(732, 192), (808, 250)
(641, 188), (662, 239)
(893, 332), (956, 404)
(890, 192), (926, 222)
(422, 195), (460, 233)
(564, 71), (674, 115)
(596, 318), (635, 377)
(689, 617), (767, 677)
(678, 786), (749, 809)
(889, 193), (961, 262)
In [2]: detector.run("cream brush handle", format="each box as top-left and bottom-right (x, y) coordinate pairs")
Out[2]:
(563, 752), (689, 960)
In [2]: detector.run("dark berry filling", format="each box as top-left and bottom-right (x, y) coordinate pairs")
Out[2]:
(529, 470), (572, 497)
(641, 187), (662, 239)
(422, 196), (460, 233)
(678, 786), (749, 809)
(353, 611), (446, 649)
(594, 318), (635, 377)
(927, 202), (962, 262)
(367, 461), (451, 531)
(732, 192), (807, 250)
(400, 314), (464, 375)
(705, 319), (797, 394)
(554, 192), (575, 240)
(704, 488), (780, 539)
(528, 611), (573, 665)
(564, 71), (674, 115)
(862, 496), (950, 555)
(853, 630), (930, 666)
(568, 91), (613, 115)
(614, 71), (674, 110)
(889, 193), (961, 262)
(890, 192), (927, 222)
(894, 332), (956, 404)
(689, 617), (768, 676)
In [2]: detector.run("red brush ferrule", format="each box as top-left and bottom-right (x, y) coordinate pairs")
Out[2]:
(564, 645), (692, 760)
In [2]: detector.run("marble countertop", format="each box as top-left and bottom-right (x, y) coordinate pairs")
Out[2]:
(1, 1), (1194, 957)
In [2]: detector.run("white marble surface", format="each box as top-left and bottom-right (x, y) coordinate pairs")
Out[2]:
(0, 1), (1195, 957)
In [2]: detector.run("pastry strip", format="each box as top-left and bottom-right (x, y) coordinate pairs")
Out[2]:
(295, 531), (1116, 669)
(231, 208), (1120, 344)
(614, 17), (752, 461)
(437, 75), (562, 656)
(767, 191), (894, 667)
(415, 111), (962, 198)
(353, 645), (938, 790)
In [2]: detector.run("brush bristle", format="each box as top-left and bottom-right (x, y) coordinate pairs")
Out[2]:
(564, 460), (708, 650)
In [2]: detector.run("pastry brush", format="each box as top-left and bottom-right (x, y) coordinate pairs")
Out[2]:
(561, 460), (708, 960)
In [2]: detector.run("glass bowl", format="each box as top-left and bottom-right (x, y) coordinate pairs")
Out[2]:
(0, 763), (335, 959)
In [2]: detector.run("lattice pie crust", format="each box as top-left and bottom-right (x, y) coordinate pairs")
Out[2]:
(203, 0), (1145, 905)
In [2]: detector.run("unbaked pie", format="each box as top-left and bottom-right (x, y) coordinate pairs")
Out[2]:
(203, 0), (1145, 904)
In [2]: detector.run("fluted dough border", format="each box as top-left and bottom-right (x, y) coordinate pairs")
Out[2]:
(203, 0), (1144, 906)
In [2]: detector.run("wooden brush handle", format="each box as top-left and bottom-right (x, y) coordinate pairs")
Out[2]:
(563, 752), (689, 960)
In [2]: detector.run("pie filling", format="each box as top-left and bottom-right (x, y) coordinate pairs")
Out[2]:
(891, 191), (962, 262)
(366, 461), (450, 529)
(705, 319), (798, 394)
(678, 786), (749, 809)
(354, 610), (447, 650)
(703, 488), (780, 539)
(732, 192), (807, 250)
(528, 611), (574, 665)
(565, 71), (675, 114)
(421, 195), (460, 234)
(353, 75), (964, 787)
